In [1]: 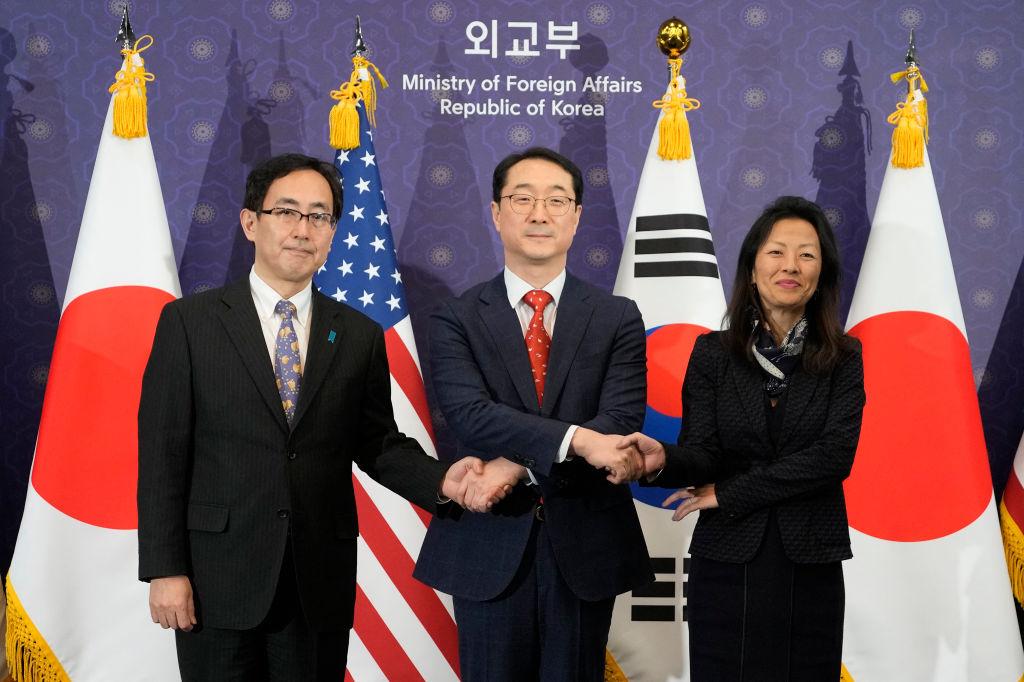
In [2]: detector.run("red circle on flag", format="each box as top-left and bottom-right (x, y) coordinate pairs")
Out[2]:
(646, 324), (709, 418)
(32, 286), (173, 530)
(845, 311), (991, 541)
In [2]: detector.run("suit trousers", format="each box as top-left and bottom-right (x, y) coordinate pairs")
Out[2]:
(175, 539), (349, 682)
(453, 515), (615, 682)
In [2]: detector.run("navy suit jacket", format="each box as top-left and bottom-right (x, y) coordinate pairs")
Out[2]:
(414, 272), (653, 602)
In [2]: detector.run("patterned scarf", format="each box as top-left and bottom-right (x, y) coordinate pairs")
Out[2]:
(751, 316), (808, 397)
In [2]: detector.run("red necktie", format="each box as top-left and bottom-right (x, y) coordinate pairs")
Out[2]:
(523, 289), (554, 407)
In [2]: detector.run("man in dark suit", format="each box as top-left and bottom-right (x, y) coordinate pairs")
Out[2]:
(137, 153), (498, 681)
(414, 147), (654, 681)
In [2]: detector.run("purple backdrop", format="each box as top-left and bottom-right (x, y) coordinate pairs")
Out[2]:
(1, 0), (1022, 576)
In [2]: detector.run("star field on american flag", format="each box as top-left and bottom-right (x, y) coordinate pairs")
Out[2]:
(314, 104), (407, 330)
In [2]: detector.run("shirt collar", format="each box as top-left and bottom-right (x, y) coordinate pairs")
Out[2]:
(249, 268), (312, 328)
(503, 268), (566, 308)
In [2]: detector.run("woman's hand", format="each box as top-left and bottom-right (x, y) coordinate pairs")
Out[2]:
(618, 432), (666, 477)
(662, 484), (718, 521)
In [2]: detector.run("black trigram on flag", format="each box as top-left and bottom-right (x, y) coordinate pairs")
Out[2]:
(630, 556), (690, 622)
(633, 213), (719, 279)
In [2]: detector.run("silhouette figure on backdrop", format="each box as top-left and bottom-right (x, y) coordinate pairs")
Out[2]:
(811, 40), (871, 323)
(265, 32), (312, 157)
(19, 21), (79, 299)
(0, 25), (58, 575)
(178, 29), (260, 295)
(979, 253), (1024, 498)
(558, 32), (622, 292)
(399, 36), (503, 461)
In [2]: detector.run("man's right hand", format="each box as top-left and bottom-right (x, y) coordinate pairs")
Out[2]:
(570, 428), (644, 483)
(149, 575), (196, 631)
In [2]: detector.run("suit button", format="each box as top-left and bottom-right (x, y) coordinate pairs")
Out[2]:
(287, 452), (297, 460)
(277, 509), (290, 519)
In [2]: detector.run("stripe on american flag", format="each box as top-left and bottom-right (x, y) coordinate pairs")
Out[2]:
(352, 583), (423, 681)
(355, 535), (456, 679)
(345, 631), (384, 681)
(353, 477), (460, 674)
(384, 326), (435, 444)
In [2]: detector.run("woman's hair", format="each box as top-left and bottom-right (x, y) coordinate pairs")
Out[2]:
(722, 195), (854, 373)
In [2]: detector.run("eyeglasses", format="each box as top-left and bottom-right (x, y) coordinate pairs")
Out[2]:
(501, 194), (576, 217)
(257, 207), (336, 230)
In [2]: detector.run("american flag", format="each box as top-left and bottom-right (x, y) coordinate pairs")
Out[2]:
(314, 103), (460, 681)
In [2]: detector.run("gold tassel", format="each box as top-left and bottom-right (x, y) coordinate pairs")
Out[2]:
(840, 662), (856, 681)
(107, 35), (155, 139)
(329, 81), (360, 150)
(887, 65), (928, 168)
(328, 54), (388, 150)
(653, 58), (700, 161)
(5, 578), (71, 681)
(1000, 499), (1024, 605)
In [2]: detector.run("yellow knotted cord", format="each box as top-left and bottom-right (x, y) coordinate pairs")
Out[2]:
(328, 54), (388, 150)
(107, 34), (155, 139)
(352, 54), (389, 128)
(886, 64), (928, 168)
(652, 58), (701, 160)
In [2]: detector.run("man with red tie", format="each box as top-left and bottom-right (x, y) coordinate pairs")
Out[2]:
(414, 147), (653, 681)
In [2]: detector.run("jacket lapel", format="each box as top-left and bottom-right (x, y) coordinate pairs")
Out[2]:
(779, 367), (821, 449)
(218, 279), (289, 434)
(730, 357), (768, 444)
(292, 291), (342, 429)
(478, 275), (539, 411)
(540, 274), (592, 416)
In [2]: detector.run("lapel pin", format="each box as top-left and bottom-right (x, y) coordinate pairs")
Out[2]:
(328, 330), (337, 344)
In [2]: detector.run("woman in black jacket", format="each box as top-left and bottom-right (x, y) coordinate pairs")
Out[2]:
(624, 195), (866, 681)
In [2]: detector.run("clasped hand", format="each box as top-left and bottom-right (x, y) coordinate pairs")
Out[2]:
(613, 432), (720, 519)
(445, 427), (671, 510)
(571, 428), (652, 484)
(442, 456), (528, 513)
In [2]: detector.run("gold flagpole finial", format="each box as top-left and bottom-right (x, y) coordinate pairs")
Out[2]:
(653, 17), (700, 161)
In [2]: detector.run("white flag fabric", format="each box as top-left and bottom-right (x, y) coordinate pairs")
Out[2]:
(607, 89), (727, 681)
(841, 148), (1024, 680)
(5, 83), (181, 679)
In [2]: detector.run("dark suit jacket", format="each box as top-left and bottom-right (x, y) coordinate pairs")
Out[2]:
(655, 331), (865, 564)
(414, 272), (653, 602)
(137, 278), (447, 632)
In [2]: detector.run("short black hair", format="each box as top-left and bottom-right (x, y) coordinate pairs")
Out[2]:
(492, 147), (583, 206)
(243, 153), (343, 222)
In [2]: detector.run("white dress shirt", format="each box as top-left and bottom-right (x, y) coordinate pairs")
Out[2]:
(249, 268), (313, 366)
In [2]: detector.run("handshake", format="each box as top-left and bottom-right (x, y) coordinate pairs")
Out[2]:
(440, 429), (667, 513)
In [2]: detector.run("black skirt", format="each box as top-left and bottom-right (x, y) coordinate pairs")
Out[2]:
(687, 511), (845, 682)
